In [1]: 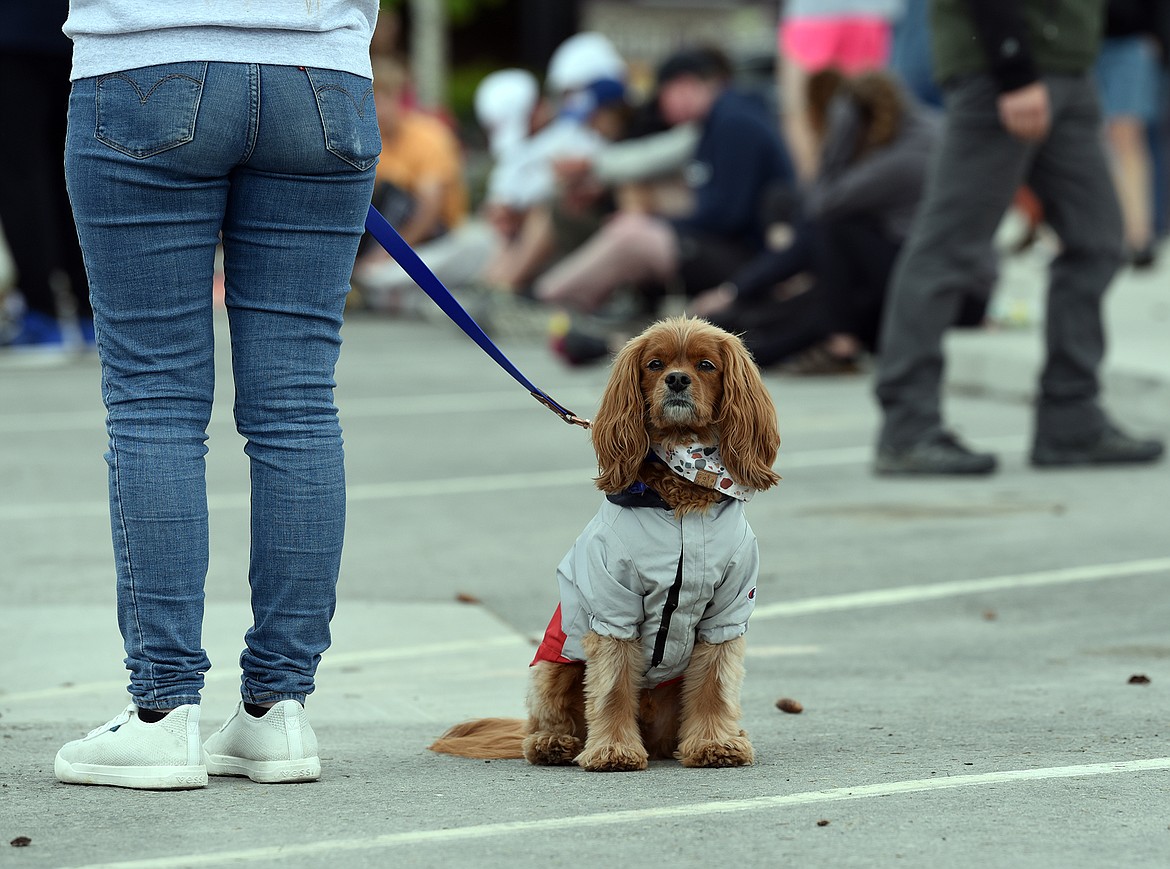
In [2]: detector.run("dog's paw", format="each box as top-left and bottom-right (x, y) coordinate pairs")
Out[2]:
(522, 731), (583, 766)
(576, 741), (649, 772)
(677, 731), (754, 768)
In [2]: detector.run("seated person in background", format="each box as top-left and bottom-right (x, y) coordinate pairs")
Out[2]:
(692, 69), (986, 372)
(360, 55), (467, 253)
(478, 31), (631, 294)
(479, 73), (631, 294)
(352, 66), (541, 311)
(476, 68), (549, 256)
(535, 46), (795, 322)
(353, 35), (631, 313)
(549, 99), (702, 216)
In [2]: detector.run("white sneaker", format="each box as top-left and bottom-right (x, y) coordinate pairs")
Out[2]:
(203, 700), (321, 783)
(55, 703), (208, 790)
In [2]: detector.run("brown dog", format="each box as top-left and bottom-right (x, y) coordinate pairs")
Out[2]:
(430, 317), (780, 770)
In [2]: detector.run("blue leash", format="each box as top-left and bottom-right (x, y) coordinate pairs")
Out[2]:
(363, 205), (591, 429)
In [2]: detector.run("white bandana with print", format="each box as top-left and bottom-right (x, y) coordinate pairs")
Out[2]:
(650, 442), (756, 502)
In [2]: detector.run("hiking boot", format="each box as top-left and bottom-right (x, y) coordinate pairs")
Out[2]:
(1031, 425), (1165, 468)
(203, 700), (320, 783)
(55, 704), (207, 790)
(875, 431), (998, 476)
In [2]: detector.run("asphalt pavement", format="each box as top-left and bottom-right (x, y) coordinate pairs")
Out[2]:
(2, 244), (1168, 869)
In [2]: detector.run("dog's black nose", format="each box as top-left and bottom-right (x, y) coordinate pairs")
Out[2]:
(665, 371), (691, 393)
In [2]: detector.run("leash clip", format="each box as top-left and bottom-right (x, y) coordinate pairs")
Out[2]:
(531, 392), (592, 429)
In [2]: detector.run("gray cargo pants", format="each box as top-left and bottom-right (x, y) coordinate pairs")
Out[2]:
(874, 73), (1124, 451)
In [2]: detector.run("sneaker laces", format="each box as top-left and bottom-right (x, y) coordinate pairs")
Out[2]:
(86, 704), (135, 738)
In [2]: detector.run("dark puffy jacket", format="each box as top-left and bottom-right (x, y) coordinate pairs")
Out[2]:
(672, 89), (795, 250)
(929, 0), (1105, 91)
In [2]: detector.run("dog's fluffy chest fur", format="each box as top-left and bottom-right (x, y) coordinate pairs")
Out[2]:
(637, 460), (728, 515)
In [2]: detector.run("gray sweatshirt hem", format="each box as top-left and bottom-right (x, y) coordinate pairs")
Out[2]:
(68, 27), (374, 81)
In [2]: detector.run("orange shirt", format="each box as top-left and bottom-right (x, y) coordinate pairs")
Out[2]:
(375, 111), (468, 231)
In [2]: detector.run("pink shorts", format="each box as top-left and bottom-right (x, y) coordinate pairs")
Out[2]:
(779, 17), (892, 74)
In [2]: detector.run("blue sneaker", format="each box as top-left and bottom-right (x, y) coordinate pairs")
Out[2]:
(5, 310), (64, 347)
(78, 316), (97, 346)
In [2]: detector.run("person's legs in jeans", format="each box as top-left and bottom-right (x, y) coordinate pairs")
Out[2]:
(66, 63), (233, 710)
(223, 64), (378, 705)
(64, 62), (377, 711)
(874, 75), (1030, 452)
(59, 61), (376, 787)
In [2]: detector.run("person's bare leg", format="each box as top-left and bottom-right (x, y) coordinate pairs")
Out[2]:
(482, 205), (556, 291)
(780, 56), (816, 182)
(1104, 117), (1153, 255)
(534, 212), (676, 313)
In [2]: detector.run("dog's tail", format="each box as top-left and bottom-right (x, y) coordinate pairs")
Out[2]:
(427, 717), (527, 759)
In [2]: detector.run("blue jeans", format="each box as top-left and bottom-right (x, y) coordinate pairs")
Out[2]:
(65, 62), (379, 709)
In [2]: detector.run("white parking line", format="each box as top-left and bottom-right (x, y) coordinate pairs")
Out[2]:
(0, 390), (605, 435)
(752, 557), (1170, 620)
(7, 556), (1165, 706)
(0, 445), (884, 521)
(0, 389), (882, 434)
(0, 636), (530, 704)
(0, 434), (1036, 522)
(62, 757), (1170, 869)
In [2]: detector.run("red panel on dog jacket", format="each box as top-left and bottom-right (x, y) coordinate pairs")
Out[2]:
(531, 604), (574, 665)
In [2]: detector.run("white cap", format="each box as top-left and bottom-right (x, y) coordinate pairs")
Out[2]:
(545, 31), (626, 95)
(474, 68), (539, 158)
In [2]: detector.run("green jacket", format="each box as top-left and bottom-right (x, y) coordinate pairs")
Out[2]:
(930, 0), (1105, 90)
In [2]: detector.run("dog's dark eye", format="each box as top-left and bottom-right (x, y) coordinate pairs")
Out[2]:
(647, 359), (664, 371)
(697, 359), (717, 372)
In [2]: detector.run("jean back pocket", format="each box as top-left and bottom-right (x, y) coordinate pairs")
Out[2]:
(304, 67), (380, 171)
(95, 62), (207, 159)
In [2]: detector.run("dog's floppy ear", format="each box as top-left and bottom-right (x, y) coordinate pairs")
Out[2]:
(717, 333), (781, 492)
(592, 336), (651, 493)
